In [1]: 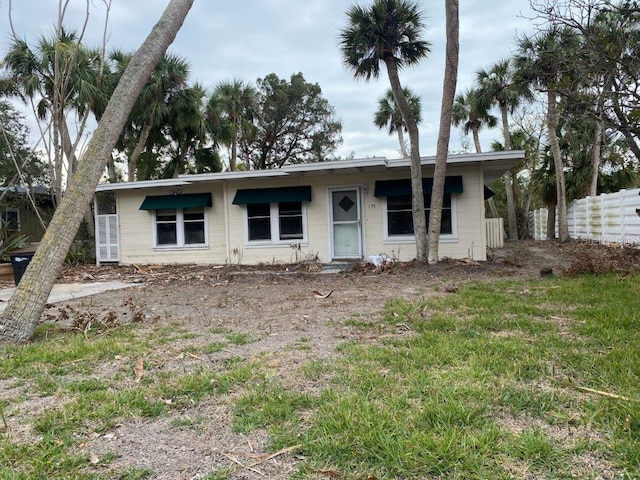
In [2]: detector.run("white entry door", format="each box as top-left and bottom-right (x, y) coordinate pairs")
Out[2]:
(330, 188), (362, 259)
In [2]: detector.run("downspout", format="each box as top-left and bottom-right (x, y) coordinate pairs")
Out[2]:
(222, 180), (231, 264)
(478, 164), (486, 259)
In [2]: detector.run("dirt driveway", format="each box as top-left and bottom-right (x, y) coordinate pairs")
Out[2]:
(4, 240), (640, 479)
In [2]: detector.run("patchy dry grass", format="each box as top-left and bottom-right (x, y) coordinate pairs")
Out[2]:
(0, 263), (639, 478)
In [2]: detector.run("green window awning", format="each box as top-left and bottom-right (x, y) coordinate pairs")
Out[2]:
(232, 186), (312, 205)
(139, 192), (212, 210)
(374, 176), (463, 197)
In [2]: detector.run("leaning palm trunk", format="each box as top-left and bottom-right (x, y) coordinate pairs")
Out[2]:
(383, 58), (427, 261)
(428, 0), (459, 264)
(546, 90), (569, 242)
(0, 0), (195, 344)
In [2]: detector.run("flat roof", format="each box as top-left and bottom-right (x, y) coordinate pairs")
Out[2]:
(95, 151), (524, 192)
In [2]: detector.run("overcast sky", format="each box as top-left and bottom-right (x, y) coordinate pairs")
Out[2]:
(1, 0), (538, 161)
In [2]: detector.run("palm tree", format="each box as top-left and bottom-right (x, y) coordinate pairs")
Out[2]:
(476, 59), (532, 241)
(427, 0), (459, 264)
(0, 0), (195, 344)
(112, 52), (190, 181)
(452, 87), (499, 217)
(166, 83), (208, 178)
(374, 87), (422, 158)
(3, 29), (107, 202)
(452, 88), (497, 153)
(515, 27), (580, 243)
(340, 0), (430, 261)
(208, 79), (257, 171)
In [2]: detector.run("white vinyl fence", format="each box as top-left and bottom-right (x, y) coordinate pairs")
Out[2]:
(485, 218), (504, 249)
(530, 188), (640, 245)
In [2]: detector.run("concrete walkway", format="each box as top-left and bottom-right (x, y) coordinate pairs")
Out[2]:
(0, 281), (135, 313)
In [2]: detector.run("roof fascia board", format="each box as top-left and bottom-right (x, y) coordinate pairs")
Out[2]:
(95, 151), (524, 192)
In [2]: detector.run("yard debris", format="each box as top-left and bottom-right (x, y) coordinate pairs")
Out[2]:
(367, 253), (394, 268)
(224, 444), (302, 475)
(134, 357), (144, 383)
(312, 289), (333, 299)
(577, 386), (633, 401)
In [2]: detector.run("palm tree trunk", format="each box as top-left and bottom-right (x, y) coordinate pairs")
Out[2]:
(500, 104), (512, 150)
(588, 115), (603, 197)
(107, 157), (118, 182)
(52, 114), (64, 206)
(428, 0), (459, 264)
(128, 122), (153, 181)
(546, 201), (556, 239)
(383, 58), (426, 261)
(546, 90), (569, 242)
(230, 135), (238, 171)
(397, 128), (409, 158)
(0, 0), (195, 344)
(472, 129), (482, 153)
(471, 127), (499, 219)
(172, 138), (190, 178)
(499, 104), (518, 241)
(60, 114), (79, 177)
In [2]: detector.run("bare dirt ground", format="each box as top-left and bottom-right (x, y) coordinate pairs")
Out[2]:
(3, 240), (640, 479)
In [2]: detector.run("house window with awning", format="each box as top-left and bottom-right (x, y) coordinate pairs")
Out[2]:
(139, 193), (211, 248)
(233, 187), (310, 244)
(375, 177), (461, 240)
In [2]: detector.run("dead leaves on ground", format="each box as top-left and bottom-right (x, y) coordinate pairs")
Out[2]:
(44, 295), (155, 337)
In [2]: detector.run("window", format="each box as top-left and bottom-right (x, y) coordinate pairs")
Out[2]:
(155, 207), (206, 247)
(1, 209), (20, 235)
(247, 201), (305, 243)
(386, 193), (453, 237)
(278, 202), (303, 240)
(247, 204), (271, 241)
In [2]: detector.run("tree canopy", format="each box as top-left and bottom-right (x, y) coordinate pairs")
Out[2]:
(0, 100), (46, 187)
(238, 72), (342, 170)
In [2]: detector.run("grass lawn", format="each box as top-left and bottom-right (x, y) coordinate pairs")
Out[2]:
(1, 273), (639, 479)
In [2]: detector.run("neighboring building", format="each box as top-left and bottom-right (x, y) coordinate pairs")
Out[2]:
(0, 186), (53, 243)
(94, 151), (523, 266)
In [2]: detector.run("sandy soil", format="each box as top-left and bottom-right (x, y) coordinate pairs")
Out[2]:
(3, 240), (639, 479)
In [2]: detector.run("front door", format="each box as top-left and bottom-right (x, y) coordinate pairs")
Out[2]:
(330, 188), (362, 259)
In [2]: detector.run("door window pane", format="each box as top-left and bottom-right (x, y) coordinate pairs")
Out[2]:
(332, 191), (358, 222)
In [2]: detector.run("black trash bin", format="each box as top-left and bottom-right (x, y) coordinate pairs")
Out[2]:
(9, 250), (35, 285)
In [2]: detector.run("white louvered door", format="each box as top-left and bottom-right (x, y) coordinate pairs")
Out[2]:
(97, 214), (119, 263)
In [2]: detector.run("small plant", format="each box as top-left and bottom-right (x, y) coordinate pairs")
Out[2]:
(0, 224), (28, 262)
(226, 332), (254, 345)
